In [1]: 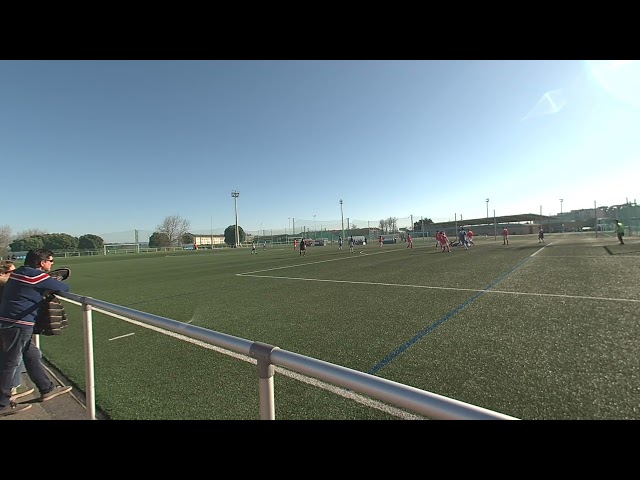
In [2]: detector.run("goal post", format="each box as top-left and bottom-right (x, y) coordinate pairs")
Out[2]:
(104, 243), (140, 255)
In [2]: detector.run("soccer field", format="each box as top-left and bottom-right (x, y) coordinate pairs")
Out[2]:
(40, 232), (640, 419)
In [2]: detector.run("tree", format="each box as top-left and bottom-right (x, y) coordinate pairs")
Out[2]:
(224, 225), (246, 246)
(182, 233), (195, 245)
(149, 232), (171, 248)
(413, 218), (433, 230)
(10, 236), (44, 252)
(16, 228), (48, 239)
(0, 225), (11, 258)
(41, 233), (79, 251)
(157, 215), (191, 246)
(78, 234), (105, 250)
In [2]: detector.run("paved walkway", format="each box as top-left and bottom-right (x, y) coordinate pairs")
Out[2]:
(0, 359), (107, 421)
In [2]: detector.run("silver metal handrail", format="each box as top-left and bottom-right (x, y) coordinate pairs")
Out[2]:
(55, 291), (518, 420)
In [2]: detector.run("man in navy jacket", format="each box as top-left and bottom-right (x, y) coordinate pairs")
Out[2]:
(0, 249), (72, 416)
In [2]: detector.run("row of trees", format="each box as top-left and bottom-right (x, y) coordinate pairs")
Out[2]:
(9, 233), (105, 253)
(1, 227), (105, 257)
(6, 212), (400, 255)
(0, 215), (195, 255)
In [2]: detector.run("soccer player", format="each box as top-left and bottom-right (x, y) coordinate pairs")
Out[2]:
(538, 227), (545, 243)
(615, 219), (625, 245)
(251, 242), (257, 254)
(440, 231), (451, 252)
(502, 228), (509, 245)
(458, 228), (468, 250)
(406, 234), (413, 248)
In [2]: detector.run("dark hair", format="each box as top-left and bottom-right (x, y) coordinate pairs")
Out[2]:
(24, 249), (54, 268)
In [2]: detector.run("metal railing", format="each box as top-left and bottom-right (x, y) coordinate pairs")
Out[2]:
(55, 291), (518, 420)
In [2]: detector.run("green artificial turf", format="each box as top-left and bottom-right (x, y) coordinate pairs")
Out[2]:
(39, 232), (640, 419)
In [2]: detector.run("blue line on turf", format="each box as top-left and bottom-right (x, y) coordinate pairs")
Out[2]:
(367, 254), (534, 375)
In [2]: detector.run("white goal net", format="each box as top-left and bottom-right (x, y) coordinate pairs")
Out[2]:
(103, 243), (140, 255)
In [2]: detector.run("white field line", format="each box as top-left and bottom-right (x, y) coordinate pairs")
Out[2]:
(54, 241), (630, 419)
(108, 333), (135, 341)
(529, 244), (546, 257)
(236, 242), (638, 305)
(238, 247), (407, 275)
(61, 303), (422, 420)
(237, 274), (640, 304)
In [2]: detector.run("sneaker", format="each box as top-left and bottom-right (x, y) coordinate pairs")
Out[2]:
(39, 385), (72, 402)
(10, 384), (35, 402)
(0, 402), (32, 417)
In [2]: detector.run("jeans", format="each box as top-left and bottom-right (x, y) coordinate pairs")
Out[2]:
(0, 352), (24, 389)
(15, 360), (27, 387)
(0, 326), (54, 407)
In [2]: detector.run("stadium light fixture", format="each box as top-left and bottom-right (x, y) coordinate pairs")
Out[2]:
(232, 191), (240, 247)
(340, 199), (345, 240)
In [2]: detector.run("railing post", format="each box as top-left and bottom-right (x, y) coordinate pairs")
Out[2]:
(249, 342), (279, 420)
(81, 298), (97, 420)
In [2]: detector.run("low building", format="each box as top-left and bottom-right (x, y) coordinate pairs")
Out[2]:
(191, 234), (226, 247)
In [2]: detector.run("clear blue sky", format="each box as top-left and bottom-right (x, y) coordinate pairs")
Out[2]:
(2, 60), (638, 242)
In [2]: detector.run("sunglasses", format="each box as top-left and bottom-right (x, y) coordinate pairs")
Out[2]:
(45, 259), (55, 264)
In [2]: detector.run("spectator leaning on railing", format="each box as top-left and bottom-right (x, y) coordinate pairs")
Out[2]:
(0, 249), (72, 417)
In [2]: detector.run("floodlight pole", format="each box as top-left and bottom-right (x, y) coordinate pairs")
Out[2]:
(627, 197), (631, 236)
(232, 190), (240, 247)
(486, 198), (489, 228)
(539, 205), (542, 231)
(340, 199), (345, 240)
(313, 214), (316, 240)
(594, 200), (598, 238)
(560, 199), (564, 233)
